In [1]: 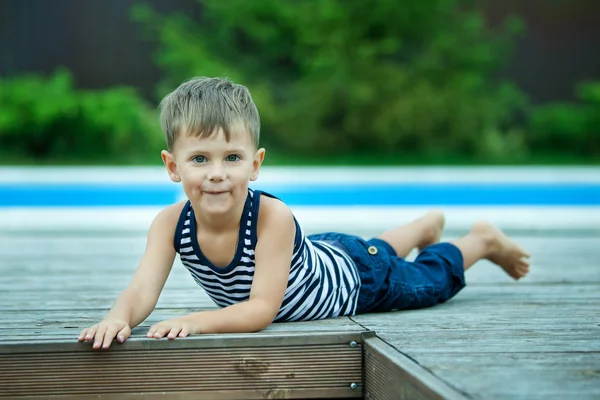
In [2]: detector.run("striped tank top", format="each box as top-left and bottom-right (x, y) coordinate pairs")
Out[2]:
(174, 188), (361, 322)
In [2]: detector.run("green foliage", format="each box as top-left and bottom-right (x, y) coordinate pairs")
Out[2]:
(2, 2), (595, 166)
(0, 69), (164, 164)
(133, 0), (529, 161)
(528, 82), (600, 157)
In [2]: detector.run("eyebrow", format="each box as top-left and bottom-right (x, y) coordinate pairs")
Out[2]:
(187, 149), (247, 154)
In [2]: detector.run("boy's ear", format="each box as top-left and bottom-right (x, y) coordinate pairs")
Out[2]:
(250, 148), (265, 181)
(161, 150), (181, 183)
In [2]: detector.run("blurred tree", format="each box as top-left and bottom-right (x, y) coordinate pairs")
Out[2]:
(0, 69), (164, 164)
(528, 82), (600, 158)
(133, 0), (528, 161)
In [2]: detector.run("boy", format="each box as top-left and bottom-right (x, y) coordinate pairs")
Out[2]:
(78, 77), (530, 350)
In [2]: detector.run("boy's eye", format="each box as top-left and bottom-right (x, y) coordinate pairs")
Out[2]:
(193, 155), (206, 163)
(226, 154), (240, 162)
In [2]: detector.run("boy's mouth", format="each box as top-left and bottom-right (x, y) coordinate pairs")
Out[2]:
(204, 190), (229, 195)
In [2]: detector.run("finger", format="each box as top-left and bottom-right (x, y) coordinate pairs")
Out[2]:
(102, 327), (118, 349)
(78, 328), (88, 342)
(167, 327), (182, 340)
(93, 325), (107, 350)
(117, 325), (131, 343)
(84, 325), (98, 342)
(178, 327), (189, 338)
(147, 326), (157, 338)
(154, 328), (168, 339)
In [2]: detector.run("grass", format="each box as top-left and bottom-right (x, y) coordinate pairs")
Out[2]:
(1, 151), (598, 167)
(264, 151), (600, 166)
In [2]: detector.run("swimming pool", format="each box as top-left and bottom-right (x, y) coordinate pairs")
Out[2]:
(1, 166), (599, 232)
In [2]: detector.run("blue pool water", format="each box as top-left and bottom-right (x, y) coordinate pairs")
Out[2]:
(1, 182), (599, 207)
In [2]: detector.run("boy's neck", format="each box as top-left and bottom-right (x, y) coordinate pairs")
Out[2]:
(192, 198), (245, 235)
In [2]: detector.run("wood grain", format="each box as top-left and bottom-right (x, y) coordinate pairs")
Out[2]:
(353, 231), (600, 399)
(2, 229), (599, 399)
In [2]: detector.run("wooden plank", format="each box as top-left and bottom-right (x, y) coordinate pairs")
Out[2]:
(0, 310), (360, 327)
(15, 391), (362, 400)
(3, 299), (598, 327)
(0, 262), (201, 292)
(5, 283), (598, 302)
(2, 234), (599, 282)
(0, 327), (375, 353)
(406, 352), (600, 400)
(2, 232), (597, 252)
(1, 263), (596, 289)
(0, 313), (361, 330)
(0, 331), (373, 353)
(353, 301), (600, 330)
(0, 290), (215, 311)
(0, 327), (366, 341)
(463, 260), (600, 284)
(363, 337), (468, 400)
(354, 298), (600, 353)
(0, 332), (368, 399)
(3, 283), (598, 313)
(2, 228), (599, 399)
(0, 316), (366, 341)
(352, 227), (600, 399)
(376, 329), (599, 353)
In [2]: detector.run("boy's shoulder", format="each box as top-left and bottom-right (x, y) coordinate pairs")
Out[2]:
(256, 192), (295, 235)
(150, 200), (188, 233)
(162, 199), (188, 219)
(257, 192), (292, 215)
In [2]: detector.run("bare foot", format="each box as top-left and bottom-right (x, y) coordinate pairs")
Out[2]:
(417, 210), (445, 252)
(472, 221), (531, 280)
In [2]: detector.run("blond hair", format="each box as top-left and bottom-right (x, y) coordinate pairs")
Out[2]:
(159, 77), (260, 150)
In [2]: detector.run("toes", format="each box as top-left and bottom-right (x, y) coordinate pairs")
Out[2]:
(516, 264), (529, 278)
(513, 271), (524, 280)
(506, 262), (529, 280)
(518, 260), (530, 271)
(519, 248), (531, 259)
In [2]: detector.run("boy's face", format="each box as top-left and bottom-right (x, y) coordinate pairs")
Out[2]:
(162, 125), (264, 217)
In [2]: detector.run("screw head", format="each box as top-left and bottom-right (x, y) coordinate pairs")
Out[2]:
(349, 340), (357, 348)
(350, 382), (358, 390)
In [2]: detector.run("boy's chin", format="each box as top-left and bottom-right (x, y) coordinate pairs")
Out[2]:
(197, 195), (234, 212)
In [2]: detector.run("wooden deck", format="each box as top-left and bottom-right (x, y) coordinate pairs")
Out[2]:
(1, 229), (599, 399)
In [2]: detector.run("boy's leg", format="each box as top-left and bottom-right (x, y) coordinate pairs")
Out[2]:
(452, 220), (531, 279)
(376, 210), (445, 258)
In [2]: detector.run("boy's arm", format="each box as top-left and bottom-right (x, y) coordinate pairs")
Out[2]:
(79, 201), (183, 348)
(108, 203), (180, 326)
(147, 197), (295, 338)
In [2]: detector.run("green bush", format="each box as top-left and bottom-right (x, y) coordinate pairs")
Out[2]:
(0, 69), (164, 164)
(133, 0), (528, 161)
(528, 82), (600, 157)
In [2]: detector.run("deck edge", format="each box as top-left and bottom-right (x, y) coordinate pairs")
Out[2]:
(364, 337), (470, 400)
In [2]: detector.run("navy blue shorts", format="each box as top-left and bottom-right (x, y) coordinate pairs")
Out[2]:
(308, 233), (466, 314)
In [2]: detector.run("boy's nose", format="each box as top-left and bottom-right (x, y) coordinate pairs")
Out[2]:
(208, 164), (226, 181)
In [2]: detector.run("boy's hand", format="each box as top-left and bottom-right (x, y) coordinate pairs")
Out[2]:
(147, 315), (201, 340)
(78, 319), (131, 350)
